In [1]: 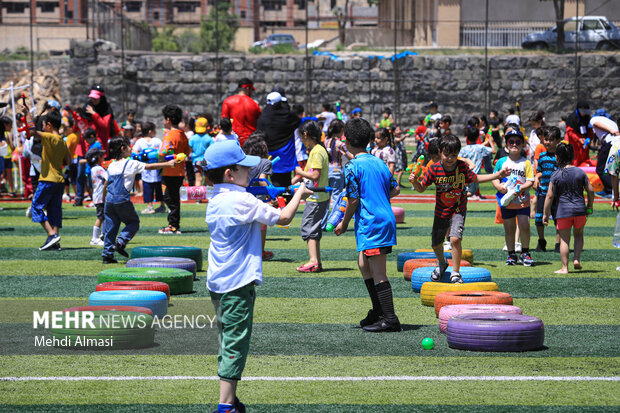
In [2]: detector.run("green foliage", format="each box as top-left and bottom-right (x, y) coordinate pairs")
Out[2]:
(198, 3), (239, 52)
(151, 26), (179, 52)
(176, 29), (202, 54)
(248, 43), (299, 55)
(336, 43), (346, 52)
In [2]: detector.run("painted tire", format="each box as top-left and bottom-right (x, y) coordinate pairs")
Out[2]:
(392, 206), (405, 224)
(397, 251), (452, 273)
(63, 305), (153, 316)
(131, 246), (203, 271)
(96, 281), (170, 300)
(51, 311), (155, 349)
(89, 290), (168, 318)
(434, 291), (513, 317)
(98, 267), (194, 295)
(438, 304), (522, 333)
(447, 313), (544, 352)
(126, 257), (197, 279)
(403, 259), (470, 281)
(415, 248), (474, 264)
(420, 281), (499, 307)
(411, 266), (492, 293)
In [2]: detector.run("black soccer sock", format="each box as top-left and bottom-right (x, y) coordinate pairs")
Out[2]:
(522, 248), (530, 253)
(364, 278), (381, 314)
(508, 250), (516, 255)
(375, 281), (397, 321)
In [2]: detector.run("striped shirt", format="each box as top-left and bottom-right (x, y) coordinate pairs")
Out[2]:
(421, 160), (477, 219)
(536, 150), (558, 196)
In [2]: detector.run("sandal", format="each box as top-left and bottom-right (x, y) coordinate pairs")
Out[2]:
(296, 263), (322, 273)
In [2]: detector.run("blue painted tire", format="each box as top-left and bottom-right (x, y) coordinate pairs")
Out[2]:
(397, 251), (452, 273)
(89, 290), (168, 318)
(131, 246), (204, 271)
(126, 257), (197, 279)
(410, 266), (492, 293)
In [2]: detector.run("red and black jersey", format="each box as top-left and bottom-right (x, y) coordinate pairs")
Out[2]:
(421, 160), (477, 218)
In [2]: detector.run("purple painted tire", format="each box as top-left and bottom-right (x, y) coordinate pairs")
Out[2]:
(126, 257), (197, 279)
(447, 313), (544, 352)
(438, 304), (522, 334)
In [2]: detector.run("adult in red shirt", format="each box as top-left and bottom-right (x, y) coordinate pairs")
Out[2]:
(159, 104), (190, 234)
(84, 85), (119, 156)
(565, 101), (593, 166)
(221, 78), (261, 146)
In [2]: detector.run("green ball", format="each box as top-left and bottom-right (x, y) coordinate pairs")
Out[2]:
(421, 337), (434, 350)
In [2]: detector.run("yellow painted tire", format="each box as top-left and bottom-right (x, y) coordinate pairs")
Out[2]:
(420, 281), (499, 307)
(415, 248), (474, 264)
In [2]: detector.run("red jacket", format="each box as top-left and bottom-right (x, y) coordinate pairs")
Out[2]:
(91, 112), (120, 155)
(565, 125), (593, 166)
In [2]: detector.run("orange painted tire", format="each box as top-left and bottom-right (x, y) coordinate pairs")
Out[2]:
(62, 305), (153, 316)
(403, 259), (470, 281)
(392, 206), (405, 224)
(434, 291), (513, 317)
(96, 281), (170, 300)
(415, 248), (474, 264)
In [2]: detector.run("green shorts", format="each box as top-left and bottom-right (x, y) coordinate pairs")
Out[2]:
(209, 282), (256, 381)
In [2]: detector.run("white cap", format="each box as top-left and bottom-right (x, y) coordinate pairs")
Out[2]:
(266, 92), (287, 105)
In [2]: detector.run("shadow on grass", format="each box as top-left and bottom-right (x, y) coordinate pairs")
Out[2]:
(320, 267), (355, 273)
(179, 230), (208, 234)
(0, 227), (15, 231)
(266, 238), (293, 242)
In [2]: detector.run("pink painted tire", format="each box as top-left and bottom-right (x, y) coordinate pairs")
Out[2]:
(392, 206), (405, 224)
(439, 304), (522, 334)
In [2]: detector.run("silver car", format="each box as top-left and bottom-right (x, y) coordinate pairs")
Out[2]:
(522, 16), (620, 50)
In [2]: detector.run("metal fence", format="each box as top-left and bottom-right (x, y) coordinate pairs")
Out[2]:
(88, 0), (152, 51)
(460, 21), (554, 47)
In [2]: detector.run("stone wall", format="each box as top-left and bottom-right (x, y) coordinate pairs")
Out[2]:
(3, 43), (619, 130)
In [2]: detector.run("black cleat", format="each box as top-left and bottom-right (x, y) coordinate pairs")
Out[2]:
(360, 309), (382, 327)
(102, 256), (118, 264)
(535, 239), (547, 252)
(114, 243), (129, 258)
(363, 316), (402, 333)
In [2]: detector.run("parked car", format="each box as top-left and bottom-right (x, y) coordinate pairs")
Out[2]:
(522, 16), (620, 50)
(260, 34), (299, 49)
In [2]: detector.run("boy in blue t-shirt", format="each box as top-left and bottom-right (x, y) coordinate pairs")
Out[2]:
(335, 118), (401, 333)
(534, 126), (561, 252)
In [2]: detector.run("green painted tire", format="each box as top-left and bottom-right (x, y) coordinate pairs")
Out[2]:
(130, 246), (204, 271)
(50, 311), (155, 349)
(98, 267), (194, 295)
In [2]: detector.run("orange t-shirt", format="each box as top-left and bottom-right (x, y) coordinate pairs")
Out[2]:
(160, 129), (190, 177)
(534, 144), (546, 161)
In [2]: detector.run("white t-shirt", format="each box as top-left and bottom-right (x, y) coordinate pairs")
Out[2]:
(205, 183), (280, 293)
(132, 137), (162, 183)
(106, 159), (146, 192)
(319, 111), (337, 133)
(589, 116), (619, 142)
(90, 165), (108, 205)
(371, 145), (396, 166)
(506, 114), (520, 125)
(214, 132), (239, 143)
(528, 129), (540, 160)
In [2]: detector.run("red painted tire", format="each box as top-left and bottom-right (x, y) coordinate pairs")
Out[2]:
(62, 305), (153, 316)
(392, 206), (405, 224)
(403, 258), (470, 281)
(438, 304), (522, 334)
(434, 291), (513, 317)
(96, 281), (170, 300)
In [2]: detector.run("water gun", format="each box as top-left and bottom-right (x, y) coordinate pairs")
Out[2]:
(515, 101), (527, 139)
(406, 155), (425, 176)
(132, 148), (186, 163)
(424, 114), (432, 125)
(583, 137), (590, 149)
(485, 127), (493, 143)
(498, 175), (521, 207)
(246, 178), (333, 202)
(325, 191), (348, 232)
(336, 101), (343, 121)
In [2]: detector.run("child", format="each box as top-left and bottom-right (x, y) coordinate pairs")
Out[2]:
(438, 114), (452, 138)
(393, 125), (408, 187)
(63, 117), (79, 202)
(204, 140), (311, 413)
(214, 118), (238, 142)
(103, 137), (176, 264)
(492, 130), (535, 266)
(413, 117), (427, 160)
(86, 147), (107, 246)
(543, 142), (594, 273)
(378, 107), (393, 129)
(133, 122), (166, 214)
(292, 120), (330, 273)
(243, 131), (275, 260)
(372, 128), (396, 175)
(459, 126), (495, 200)
(412, 135), (508, 282)
(324, 119), (352, 215)
(189, 117), (214, 189)
(534, 126), (561, 252)
(334, 118), (401, 332)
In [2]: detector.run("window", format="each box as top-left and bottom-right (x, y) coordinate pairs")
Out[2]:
(294, 0), (305, 9)
(263, 0), (285, 11)
(601, 20), (611, 30)
(125, 1), (141, 12)
(153, 11), (160, 20)
(37, 2), (60, 13)
(174, 1), (199, 13)
(4, 2), (30, 13)
(240, 10), (246, 18)
(564, 21), (578, 32)
(582, 19), (602, 31)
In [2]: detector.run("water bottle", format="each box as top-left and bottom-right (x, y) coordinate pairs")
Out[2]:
(180, 186), (213, 201)
(614, 212), (620, 248)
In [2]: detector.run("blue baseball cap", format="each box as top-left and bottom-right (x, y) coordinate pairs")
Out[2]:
(505, 129), (524, 141)
(47, 99), (61, 110)
(203, 140), (260, 170)
(351, 107), (362, 114)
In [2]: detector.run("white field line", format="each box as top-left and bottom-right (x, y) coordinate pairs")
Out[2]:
(1, 375), (619, 382)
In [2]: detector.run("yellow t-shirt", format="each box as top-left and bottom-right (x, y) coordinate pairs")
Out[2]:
(40, 132), (69, 183)
(65, 132), (79, 159)
(305, 144), (329, 203)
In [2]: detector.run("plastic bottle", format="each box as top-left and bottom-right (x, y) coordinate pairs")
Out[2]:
(614, 212), (620, 248)
(180, 186), (213, 201)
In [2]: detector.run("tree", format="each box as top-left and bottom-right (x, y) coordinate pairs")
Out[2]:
(333, 0), (350, 46)
(152, 26), (180, 52)
(552, 0), (566, 50)
(198, 2), (239, 52)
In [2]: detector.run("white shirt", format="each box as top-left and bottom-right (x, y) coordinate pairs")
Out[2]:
(506, 114), (520, 125)
(90, 165), (108, 204)
(106, 159), (146, 192)
(528, 129), (540, 160)
(205, 184), (280, 293)
(132, 137), (163, 183)
(589, 116), (619, 142)
(319, 111), (337, 133)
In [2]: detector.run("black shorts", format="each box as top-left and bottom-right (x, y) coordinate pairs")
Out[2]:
(96, 203), (105, 221)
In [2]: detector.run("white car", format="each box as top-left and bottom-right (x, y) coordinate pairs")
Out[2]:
(522, 16), (620, 50)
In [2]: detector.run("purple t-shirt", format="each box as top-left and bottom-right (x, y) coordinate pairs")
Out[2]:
(549, 167), (588, 219)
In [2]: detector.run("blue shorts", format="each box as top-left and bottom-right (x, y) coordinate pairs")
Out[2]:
(500, 206), (530, 220)
(31, 181), (64, 228)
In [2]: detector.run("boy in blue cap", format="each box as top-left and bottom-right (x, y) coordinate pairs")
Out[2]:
(204, 140), (312, 413)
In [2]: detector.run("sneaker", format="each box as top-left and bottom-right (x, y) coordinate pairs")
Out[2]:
(360, 309), (382, 327)
(25, 206), (31, 217)
(595, 191), (612, 199)
(102, 256), (118, 264)
(443, 240), (451, 252)
(50, 242), (61, 251)
(159, 225), (181, 234)
(62, 193), (71, 202)
(84, 202), (96, 208)
(431, 260), (449, 281)
(515, 242), (522, 253)
(535, 239), (547, 252)
(554, 243), (560, 253)
(114, 242), (129, 257)
(84, 196), (92, 202)
(363, 316), (402, 333)
(520, 252), (534, 267)
(39, 234), (61, 251)
(262, 251), (274, 261)
(506, 253), (518, 265)
(450, 272), (463, 284)
(234, 397), (246, 413)
(154, 205), (167, 213)
(90, 238), (104, 246)
(502, 243), (508, 251)
(73, 199), (83, 207)
(141, 206), (155, 214)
